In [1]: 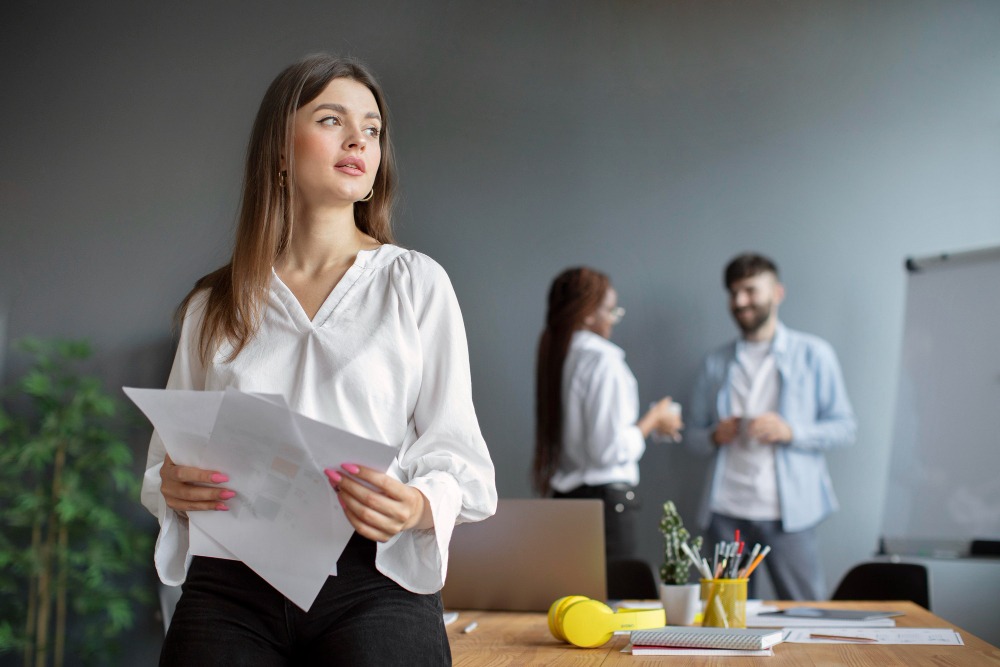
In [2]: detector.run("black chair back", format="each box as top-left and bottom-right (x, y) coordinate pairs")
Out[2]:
(831, 562), (931, 610)
(607, 558), (659, 600)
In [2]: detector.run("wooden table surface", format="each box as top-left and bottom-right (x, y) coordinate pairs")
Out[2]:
(447, 600), (1000, 666)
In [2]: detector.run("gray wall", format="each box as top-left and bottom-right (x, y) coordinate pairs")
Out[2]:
(3, 0), (999, 660)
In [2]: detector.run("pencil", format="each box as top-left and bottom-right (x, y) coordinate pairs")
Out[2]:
(742, 545), (771, 578)
(738, 543), (762, 578)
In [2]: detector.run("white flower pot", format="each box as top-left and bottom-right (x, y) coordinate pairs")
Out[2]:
(659, 582), (700, 626)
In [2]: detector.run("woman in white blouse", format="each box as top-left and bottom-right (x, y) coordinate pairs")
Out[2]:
(533, 267), (681, 563)
(141, 54), (496, 666)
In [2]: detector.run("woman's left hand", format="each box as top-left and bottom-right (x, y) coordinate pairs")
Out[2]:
(324, 464), (433, 542)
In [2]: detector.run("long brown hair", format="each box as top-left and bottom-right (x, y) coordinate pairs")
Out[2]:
(178, 54), (398, 362)
(532, 267), (610, 495)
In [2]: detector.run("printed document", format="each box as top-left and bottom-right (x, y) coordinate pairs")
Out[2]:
(783, 628), (964, 645)
(126, 387), (398, 611)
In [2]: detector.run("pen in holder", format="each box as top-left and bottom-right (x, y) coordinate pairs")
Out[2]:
(700, 578), (747, 629)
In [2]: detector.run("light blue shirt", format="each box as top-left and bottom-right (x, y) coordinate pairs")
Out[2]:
(686, 322), (857, 532)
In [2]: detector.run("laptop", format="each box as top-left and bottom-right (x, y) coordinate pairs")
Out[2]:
(441, 498), (606, 612)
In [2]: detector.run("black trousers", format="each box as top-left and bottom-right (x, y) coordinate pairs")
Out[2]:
(553, 483), (640, 562)
(160, 533), (451, 666)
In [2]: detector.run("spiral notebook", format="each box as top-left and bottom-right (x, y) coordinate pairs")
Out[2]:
(629, 646), (775, 656)
(630, 626), (785, 651)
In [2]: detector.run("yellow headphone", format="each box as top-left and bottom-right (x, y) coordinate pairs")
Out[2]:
(547, 596), (666, 648)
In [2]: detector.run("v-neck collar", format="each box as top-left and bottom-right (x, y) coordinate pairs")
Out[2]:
(270, 246), (382, 329)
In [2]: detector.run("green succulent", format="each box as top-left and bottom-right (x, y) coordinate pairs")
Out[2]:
(658, 501), (703, 585)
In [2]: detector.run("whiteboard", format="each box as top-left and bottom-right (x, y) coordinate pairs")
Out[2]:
(882, 246), (1000, 556)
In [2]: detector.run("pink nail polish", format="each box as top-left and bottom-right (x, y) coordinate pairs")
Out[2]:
(211, 473), (229, 484)
(342, 463), (360, 475)
(325, 469), (342, 483)
(215, 503), (229, 511)
(219, 490), (236, 500)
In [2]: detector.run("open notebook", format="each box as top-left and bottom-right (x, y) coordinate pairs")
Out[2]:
(441, 498), (606, 612)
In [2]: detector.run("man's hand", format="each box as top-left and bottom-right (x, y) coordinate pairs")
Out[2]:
(712, 417), (741, 445)
(747, 412), (793, 444)
(325, 464), (433, 542)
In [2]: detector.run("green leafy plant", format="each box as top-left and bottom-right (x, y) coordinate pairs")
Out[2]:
(0, 338), (152, 667)
(658, 501), (703, 585)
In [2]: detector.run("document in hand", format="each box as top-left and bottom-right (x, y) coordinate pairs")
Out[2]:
(630, 626), (785, 651)
(126, 387), (398, 612)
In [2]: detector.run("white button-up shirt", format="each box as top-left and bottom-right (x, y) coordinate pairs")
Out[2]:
(141, 245), (497, 594)
(549, 330), (646, 492)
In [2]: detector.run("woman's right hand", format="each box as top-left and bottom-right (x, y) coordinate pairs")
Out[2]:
(159, 454), (235, 514)
(640, 396), (683, 439)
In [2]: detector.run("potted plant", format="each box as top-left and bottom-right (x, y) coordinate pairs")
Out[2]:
(658, 500), (703, 625)
(0, 338), (152, 667)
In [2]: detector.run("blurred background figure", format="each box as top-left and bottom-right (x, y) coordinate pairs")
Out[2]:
(686, 253), (856, 600)
(533, 267), (682, 563)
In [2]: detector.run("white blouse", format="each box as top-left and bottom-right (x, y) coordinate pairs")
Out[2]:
(549, 330), (646, 492)
(141, 244), (497, 594)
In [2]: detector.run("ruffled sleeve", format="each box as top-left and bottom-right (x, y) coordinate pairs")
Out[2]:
(376, 252), (497, 593)
(140, 292), (208, 585)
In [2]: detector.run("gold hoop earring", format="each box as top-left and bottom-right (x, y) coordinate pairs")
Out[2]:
(278, 170), (287, 189)
(359, 188), (374, 203)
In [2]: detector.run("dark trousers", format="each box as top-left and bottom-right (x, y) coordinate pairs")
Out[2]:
(554, 483), (639, 562)
(707, 513), (825, 601)
(160, 533), (451, 666)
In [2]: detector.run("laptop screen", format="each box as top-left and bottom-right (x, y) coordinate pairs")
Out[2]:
(441, 498), (607, 611)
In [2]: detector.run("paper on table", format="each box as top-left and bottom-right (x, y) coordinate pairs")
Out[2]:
(125, 387), (398, 612)
(748, 611), (896, 628)
(763, 607), (902, 620)
(783, 628), (964, 645)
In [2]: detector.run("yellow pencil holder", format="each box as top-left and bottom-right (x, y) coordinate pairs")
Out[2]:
(699, 578), (747, 629)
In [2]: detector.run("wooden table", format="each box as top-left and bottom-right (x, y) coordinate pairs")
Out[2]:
(447, 600), (1000, 666)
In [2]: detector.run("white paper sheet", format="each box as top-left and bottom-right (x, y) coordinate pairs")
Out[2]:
(783, 628), (964, 645)
(748, 612), (896, 628)
(126, 387), (398, 611)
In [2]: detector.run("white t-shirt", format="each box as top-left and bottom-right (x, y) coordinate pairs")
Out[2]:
(141, 244), (497, 594)
(549, 330), (646, 492)
(711, 339), (781, 520)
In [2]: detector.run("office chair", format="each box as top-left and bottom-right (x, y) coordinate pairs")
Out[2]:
(606, 558), (659, 600)
(831, 562), (931, 610)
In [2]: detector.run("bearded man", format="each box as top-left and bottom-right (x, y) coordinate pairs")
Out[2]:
(686, 253), (856, 600)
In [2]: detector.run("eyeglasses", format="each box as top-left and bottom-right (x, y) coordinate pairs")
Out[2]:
(605, 306), (625, 324)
